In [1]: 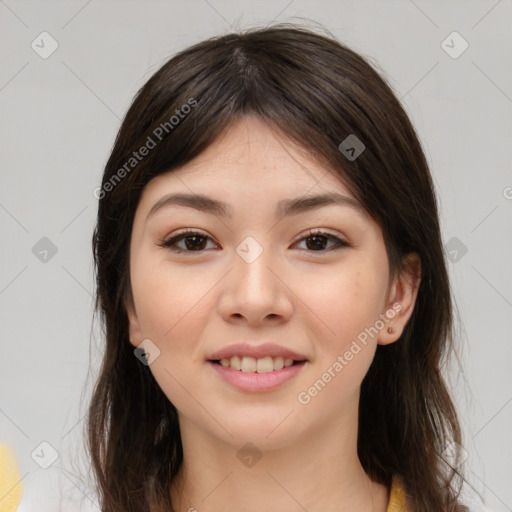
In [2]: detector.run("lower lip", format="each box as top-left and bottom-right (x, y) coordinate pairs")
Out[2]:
(208, 361), (307, 392)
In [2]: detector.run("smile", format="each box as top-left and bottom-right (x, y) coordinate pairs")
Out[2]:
(212, 355), (303, 373)
(208, 358), (307, 392)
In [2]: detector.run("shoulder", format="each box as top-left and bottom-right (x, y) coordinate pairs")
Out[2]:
(386, 474), (489, 512)
(386, 474), (409, 512)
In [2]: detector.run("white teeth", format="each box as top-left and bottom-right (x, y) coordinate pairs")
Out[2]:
(216, 355), (301, 372)
(256, 356), (274, 373)
(241, 356), (257, 372)
(230, 355), (241, 371)
(273, 356), (284, 370)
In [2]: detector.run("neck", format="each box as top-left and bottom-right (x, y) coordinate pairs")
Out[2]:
(169, 400), (389, 512)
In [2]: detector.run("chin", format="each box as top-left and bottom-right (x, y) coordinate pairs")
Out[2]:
(211, 405), (303, 447)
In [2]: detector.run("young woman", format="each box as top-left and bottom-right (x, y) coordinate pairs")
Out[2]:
(88, 24), (469, 511)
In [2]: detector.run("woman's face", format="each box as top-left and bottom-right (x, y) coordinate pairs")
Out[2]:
(127, 115), (418, 450)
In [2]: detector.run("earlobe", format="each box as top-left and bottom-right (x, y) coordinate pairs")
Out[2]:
(378, 252), (422, 345)
(125, 297), (143, 348)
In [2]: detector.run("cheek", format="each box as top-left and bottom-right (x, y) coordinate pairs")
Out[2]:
(130, 260), (211, 410)
(307, 262), (387, 349)
(131, 256), (209, 343)
(295, 267), (384, 414)
(294, 257), (387, 406)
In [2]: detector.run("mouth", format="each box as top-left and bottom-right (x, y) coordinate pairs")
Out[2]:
(208, 357), (308, 392)
(207, 343), (309, 391)
(209, 355), (307, 373)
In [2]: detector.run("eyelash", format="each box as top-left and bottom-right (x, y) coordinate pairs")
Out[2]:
(157, 228), (351, 254)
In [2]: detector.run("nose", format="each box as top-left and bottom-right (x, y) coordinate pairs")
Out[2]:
(217, 241), (294, 326)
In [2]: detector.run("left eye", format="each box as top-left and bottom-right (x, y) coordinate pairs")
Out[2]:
(293, 229), (350, 251)
(158, 229), (350, 253)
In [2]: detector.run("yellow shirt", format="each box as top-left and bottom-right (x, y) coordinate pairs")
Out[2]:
(387, 475), (410, 511)
(0, 444), (23, 512)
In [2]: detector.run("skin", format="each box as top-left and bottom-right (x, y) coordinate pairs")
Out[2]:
(127, 115), (421, 512)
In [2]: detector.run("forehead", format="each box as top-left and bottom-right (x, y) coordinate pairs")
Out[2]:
(143, 115), (356, 201)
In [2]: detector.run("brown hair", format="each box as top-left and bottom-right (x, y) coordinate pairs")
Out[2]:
(88, 23), (468, 511)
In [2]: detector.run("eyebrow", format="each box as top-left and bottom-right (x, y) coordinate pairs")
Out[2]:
(146, 192), (365, 221)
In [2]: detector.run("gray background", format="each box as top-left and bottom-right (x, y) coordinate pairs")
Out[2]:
(0, 1), (510, 510)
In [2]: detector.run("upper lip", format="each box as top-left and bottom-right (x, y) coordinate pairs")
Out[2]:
(208, 343), (308, 361)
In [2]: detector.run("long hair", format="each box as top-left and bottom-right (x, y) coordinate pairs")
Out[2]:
(88, 24), (468, 511)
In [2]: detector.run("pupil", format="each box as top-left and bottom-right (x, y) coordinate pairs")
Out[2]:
(185, 235), (206, 250)
(307, 235), (327, 250)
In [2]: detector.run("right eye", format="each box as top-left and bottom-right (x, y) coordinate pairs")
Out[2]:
(157, 229), (218, 253)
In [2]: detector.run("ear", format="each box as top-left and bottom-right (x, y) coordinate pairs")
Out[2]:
(377, 252), (421, 345)
(125, 291), (143, 348)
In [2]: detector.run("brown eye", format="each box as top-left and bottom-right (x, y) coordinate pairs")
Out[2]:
(293, 229), (351, 252)
(158, 230), (217, 253)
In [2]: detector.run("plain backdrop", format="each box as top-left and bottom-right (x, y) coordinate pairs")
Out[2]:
(0, 1), (511, 510)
